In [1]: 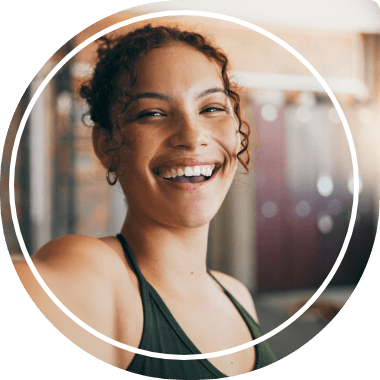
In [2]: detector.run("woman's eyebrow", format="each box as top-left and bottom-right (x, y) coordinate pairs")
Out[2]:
(133, 88), (227, 101)
(196, 87), (228, 98)
(134, 92), (171, 101)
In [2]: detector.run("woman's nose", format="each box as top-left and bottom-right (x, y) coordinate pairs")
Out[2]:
(169, 114), (210, 150)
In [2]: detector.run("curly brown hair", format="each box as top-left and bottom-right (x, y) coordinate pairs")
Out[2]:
(80, 24), (250, 172)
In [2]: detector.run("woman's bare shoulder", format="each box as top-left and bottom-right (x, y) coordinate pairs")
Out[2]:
(13, 235), (132, 326)
(210, 270), (260, 324)
(12, 235), (135, 367)
(13, 235), (128, 298)
(18, 232), (126, 281)
(33, 234), (124, 270)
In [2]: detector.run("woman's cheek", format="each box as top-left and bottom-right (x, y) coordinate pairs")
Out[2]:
(225, 126), (240, 160)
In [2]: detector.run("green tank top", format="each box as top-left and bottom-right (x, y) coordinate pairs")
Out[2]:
(116, 234), (276, 379)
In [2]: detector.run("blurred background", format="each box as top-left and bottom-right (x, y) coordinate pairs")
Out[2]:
(4, 0), (380, 361)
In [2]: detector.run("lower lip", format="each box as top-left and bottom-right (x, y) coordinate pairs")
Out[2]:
(156, 168), (220, 192)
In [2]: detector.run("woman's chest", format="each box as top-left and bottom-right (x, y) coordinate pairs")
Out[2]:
(114, 285), (255, 377)
(160, 294), (256, 376)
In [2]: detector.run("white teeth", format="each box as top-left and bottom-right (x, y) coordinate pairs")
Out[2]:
(161, 165), (215, 178)
(200, 166), (207, 176)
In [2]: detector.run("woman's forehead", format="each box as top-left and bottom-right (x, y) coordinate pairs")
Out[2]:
(132, 43), (223, 95)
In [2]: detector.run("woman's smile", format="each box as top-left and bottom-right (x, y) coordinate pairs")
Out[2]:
(154, 158), (221, 185)
(156, 164), (221, 192)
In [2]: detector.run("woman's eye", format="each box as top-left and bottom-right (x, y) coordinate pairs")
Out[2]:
(137, 111), (165, 118)
(201, 107), (226, 114)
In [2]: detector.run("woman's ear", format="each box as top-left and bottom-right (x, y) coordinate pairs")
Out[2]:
(92, 127), (111, 168)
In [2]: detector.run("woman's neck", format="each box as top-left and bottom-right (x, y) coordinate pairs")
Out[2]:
(120, 210), (211, 295)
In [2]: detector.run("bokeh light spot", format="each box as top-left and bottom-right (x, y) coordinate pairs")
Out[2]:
(262, 201), (278, 218)
(295, 200), (312, 218)
(317, 176), (334, 197)
(260, 104), (278, 122)
(317, 214), (333, 234)
(348, 176), (363, 194)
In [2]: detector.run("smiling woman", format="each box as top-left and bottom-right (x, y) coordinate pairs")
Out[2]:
(14, 24), (276, 378)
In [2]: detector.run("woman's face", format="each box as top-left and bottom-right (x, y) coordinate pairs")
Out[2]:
(114, 43), (240, 228)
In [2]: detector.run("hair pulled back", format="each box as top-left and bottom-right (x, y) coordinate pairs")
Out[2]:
(80, 24), (250, 172)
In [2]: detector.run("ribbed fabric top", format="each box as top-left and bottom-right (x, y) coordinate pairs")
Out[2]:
(116, 234), (276, 379)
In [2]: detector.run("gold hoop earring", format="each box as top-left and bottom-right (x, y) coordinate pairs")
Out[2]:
(106, 169), (118, 186)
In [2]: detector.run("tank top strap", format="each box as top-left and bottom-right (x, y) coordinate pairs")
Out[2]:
(206, 268), (232, 295)
(116, 233), (146, 282)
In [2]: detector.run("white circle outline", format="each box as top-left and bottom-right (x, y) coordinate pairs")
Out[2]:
(9, 10), (359, 360)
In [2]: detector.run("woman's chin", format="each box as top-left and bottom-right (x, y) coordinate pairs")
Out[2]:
(178, 218), (211, 229)
(162, 207), (218, 229)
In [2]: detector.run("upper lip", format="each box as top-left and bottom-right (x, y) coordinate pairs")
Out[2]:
(152, 157), (223, 172)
